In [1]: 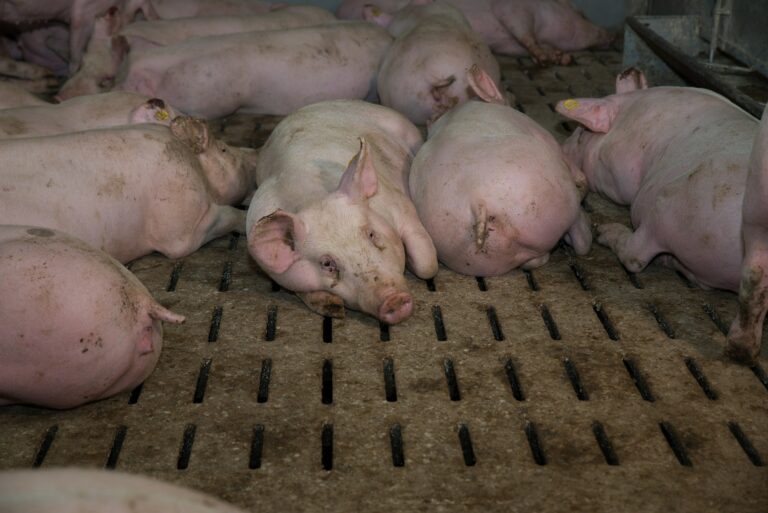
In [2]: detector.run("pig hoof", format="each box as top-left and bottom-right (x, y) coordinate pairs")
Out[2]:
(724, 343), (757, 365)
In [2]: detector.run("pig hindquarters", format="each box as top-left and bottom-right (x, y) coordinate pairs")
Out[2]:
(117, 23), (392, 118)
(0, 91), (177, 139)
(727, 104), (768, 362)
(0, 225), (184, 409)
(365, 1), (503, 125)
(409, 67), (591, 276)
(247, 100), (437, 324)
(556, 74), (756, 299)
(0, 118), (255, 263)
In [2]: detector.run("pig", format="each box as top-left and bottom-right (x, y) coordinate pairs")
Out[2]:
(17, 24), (71, 76)
(0, 469), (248, 512)
(0, 225), (185, 409)
(727, 104), (768, 362)
(363, 0), (504, 125)
(0, 0), (158, 73)
(556, 69), (757, 295)
(0, 91), (177, 138)
(339, 0), (613, 64)
(0, 117), (257, 263)
(409, 66), (591, 276)
(0, 82), (49, 109)
(149, 0), (272, 18)
(247, 100), (438, 324)
(58, 5), (336, 100)
(116, 22), (392, 118)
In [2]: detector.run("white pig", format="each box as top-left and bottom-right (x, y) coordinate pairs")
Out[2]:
(727, 104), (768, 362)
(0, 117), (256, 263)
(247, 100), (438, 323)
(556, 69), (756, 294)
(57, 5), (337, 99)
(0, 91), (177, 138)
(116, 22), (392, 118)
(363, 0), (503, 125)
(409, 66), (591, 275)
(0, 225), (184, 409)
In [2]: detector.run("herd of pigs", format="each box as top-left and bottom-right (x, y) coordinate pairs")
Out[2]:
(0, 0), (765, 425)
(0, 0), (767, 507)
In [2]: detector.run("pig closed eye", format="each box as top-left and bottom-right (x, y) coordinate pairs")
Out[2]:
(320, 255), (338, 276)
(99, 77), (114, 89)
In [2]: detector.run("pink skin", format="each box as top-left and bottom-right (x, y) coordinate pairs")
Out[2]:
(0, 118), (256, 263)
(409, 67), (590, 276)
(727, 104), (768, 362)
(0, 469), (247, 512)
(0, 91), (179, 138)
(247, 100), (437, 323)
(556, 70), (757, 293)
(339, 0), (613, 64)
(117, 23), (392, 118)
(0, 225), (184, 409)
(0, 83), (49, 109)
(58, 5), (335, 100)
(364, 0), (504, 125)
(17, 24), (71, 76)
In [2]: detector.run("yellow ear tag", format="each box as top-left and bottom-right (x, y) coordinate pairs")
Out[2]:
(154, 109), (169, 121)
(371, 6), (382, 16)
(563, 99), (580, 110)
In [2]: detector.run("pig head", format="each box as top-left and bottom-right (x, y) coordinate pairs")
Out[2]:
(249, 140), (415, 324)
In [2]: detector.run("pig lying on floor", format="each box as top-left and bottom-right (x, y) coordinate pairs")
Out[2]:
(0, 225), (184, 409)
(409, 66), (591, 275)
(247, 100), (437, 324)
(0, 117), (256, 263)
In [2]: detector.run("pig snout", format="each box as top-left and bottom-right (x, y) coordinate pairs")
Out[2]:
(377, 290), (413, 324)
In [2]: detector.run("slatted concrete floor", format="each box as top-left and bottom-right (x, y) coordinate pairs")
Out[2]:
(1, 50), (767, 513)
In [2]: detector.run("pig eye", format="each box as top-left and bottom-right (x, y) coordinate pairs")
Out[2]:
(319, 255), (338, 275)
(99, 77), (114, 89)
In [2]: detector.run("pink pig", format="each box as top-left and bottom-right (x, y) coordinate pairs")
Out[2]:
(0, 91), (177, 138)
(0, 225), (184, 409)
(409, 66), (591, 276)
(338, 0), (612, 64)
(0, 118), (256, 263)
(363, 0), (504, 125)
(247, 100), (438, 323)
(556, 69), (757, 295)
(727, 104), (768, 362)
(117, 22), (392, 118)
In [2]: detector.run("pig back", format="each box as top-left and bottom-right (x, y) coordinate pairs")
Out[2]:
(0, 125), (213, 262)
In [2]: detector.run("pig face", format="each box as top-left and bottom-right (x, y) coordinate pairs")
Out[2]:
(57, 8), (128, 100)
(250, 141), (414, 324)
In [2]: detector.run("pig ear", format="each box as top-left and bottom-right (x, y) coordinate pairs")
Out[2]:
(129, 98), (173, 125)
(362, 4), (394, 27)
(555, 98), (617, 133)
(170, 116), (211, 153)
(249, 209), (306, 275)
(337, 138), (378, 201)
(615, 67), (648, 94)
(95, 7), (124, 38)
(467, 64), (508, 105)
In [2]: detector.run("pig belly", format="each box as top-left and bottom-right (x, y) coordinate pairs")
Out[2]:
(631, 165), (745, 291)
(0, 226), (164, 409)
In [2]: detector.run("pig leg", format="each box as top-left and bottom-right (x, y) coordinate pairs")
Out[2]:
(296, 291), (346, 318)
(727, 236), (768, 362)
(596, 222), (663, 273)
(564, 209), (592, 255)
(158, 205), (245, 259)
